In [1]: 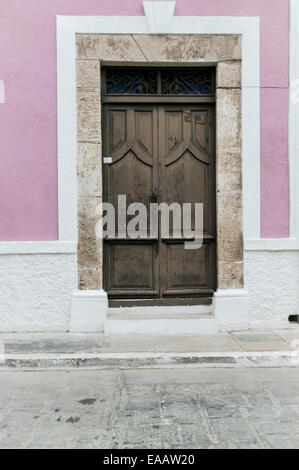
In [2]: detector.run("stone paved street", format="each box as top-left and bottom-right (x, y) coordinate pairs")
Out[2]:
(0, 367), (299, 449)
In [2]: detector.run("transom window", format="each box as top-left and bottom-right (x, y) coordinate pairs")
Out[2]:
(102, 67), (214, 96)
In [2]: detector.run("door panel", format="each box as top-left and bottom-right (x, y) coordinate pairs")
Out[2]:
(103, 103), (216, 303)
(103, 105), (159, 298)
(162, 241), (216, 296)
(135, 110), (154, 156)
(107, 241), (158, 297)
(158, 105), (216, 298)
(108, 109), (127, 152)
(110, 150), (152, 214)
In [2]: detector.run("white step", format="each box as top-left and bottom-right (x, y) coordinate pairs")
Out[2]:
(104, 306), (219, 335)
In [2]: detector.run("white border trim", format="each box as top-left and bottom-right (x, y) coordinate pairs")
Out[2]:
(289, 0), (299, 246)
(213, 289), (249, 331)
(56, 8), (261, 245)
(70, 290), (108, 332)
(245, 238), (299, 251)
(143, 1), (176, 33)
(0, 241), (77, 254)
(245, 0), (299, 252)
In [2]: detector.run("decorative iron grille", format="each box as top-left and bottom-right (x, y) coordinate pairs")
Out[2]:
(160, 69), (212, 95)
(104, 68), (214, 95)
(106, 69), (157, 94)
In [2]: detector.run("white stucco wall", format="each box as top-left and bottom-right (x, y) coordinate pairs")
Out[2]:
(0, 254), (77, 331)
(0, 251), (298, 332)
(244, 251), (299, 328)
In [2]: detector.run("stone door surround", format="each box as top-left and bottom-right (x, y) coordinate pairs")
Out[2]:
(73, 32), (247, 332)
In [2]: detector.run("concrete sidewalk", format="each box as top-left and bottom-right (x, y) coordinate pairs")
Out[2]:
(0, 327), (299, 369)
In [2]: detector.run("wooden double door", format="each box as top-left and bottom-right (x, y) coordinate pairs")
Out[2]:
(103, 103), (216, 306)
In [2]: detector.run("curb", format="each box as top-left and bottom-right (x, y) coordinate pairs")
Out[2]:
(0, 351), (299, 370)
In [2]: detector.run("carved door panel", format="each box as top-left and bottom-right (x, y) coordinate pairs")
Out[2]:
(158, 105), (216, 299)
(103, 104), (216, 305)
(103, 105), (159, 301)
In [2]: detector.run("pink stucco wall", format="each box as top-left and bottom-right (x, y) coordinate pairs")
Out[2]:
(0, 0), (289, 240)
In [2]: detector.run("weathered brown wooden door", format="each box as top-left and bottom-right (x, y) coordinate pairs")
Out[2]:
(103, 103), (216, 306)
